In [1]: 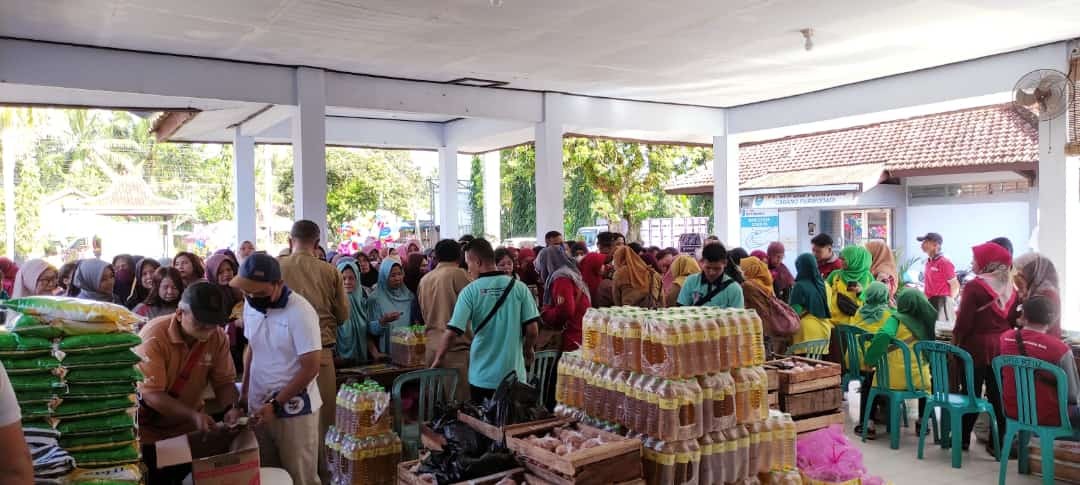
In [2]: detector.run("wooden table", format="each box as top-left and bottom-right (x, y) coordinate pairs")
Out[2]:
(336, 363), (426, 390)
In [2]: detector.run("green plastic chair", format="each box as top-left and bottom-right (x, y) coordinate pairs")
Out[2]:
(528, 350), (560, 411)
(836, 325), (869, 393)
(859, 334), (930, 450)
(993, 355), (1079, 485)
(786, 339), (829, 360)
(391, 368), (459, 459)
(914, 341), (999, 468)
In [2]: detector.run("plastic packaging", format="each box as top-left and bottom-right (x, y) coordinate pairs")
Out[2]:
(58, 333), (142, 354)
(0, 296), (141, 325)
(0, 332), (52, 357)
(335, 379), (391, 437)
(389, 325), (427, 367)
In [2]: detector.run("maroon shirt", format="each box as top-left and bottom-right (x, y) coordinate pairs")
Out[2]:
(817, 256), (845, 280)
(1000, 329), (1078, 426)
(953, 281), (1018, 367)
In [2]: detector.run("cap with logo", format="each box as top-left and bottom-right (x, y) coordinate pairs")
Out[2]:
(180, 281), (231, 326)
(229, 253), (281, 294)
(916, 232), (943, 244)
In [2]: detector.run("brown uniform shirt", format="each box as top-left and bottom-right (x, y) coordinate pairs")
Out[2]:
(417, 262), (473, 350)
(135, 315), (236, 443)
(279, 251), (350, 346)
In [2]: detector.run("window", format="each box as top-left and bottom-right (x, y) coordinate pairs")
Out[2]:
(909, 181), (1030, 200)
(837, 209), (891, 248)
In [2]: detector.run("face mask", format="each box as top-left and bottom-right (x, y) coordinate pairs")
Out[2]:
(575, 255), (585, 263)
(115, 268), (134, 285)
(246, 295), (273, 313)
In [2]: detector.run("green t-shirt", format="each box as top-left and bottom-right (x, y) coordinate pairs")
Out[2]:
(677, 273), (744, 308)
(449, 273), (541, 389)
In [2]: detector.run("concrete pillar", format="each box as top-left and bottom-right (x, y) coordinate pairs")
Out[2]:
(713, 131), (740, 246)
(292, 67), (328, 241)
(232, 127), (257, 247)
(1036, 113), (1079, 329)
(534, 120), (564, 243)
(438, 145), (460, 240)
(483, 151), (502, 241)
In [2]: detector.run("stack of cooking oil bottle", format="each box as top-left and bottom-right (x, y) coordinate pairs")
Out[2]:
(555, 307), (799, 485)
(325, 379), (401, 485)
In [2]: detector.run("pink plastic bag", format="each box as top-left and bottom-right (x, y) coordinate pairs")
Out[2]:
(796, 425), (885, 484)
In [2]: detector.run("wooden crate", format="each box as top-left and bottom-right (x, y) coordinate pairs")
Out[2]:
(506, 421), (643, 485)
(766, 367), (779, 392)
(768, 390), (779, 410)
(781, 387), (842, 417)
(397, 460), (526, 485)
(457, 411), (567, 442)
(1029, 456), (1080, 484)
(793, 409), (845, 434)
(1031, 440), (1080, 462)
(766, 356), (841, 394)
(523, 469), (645, 485)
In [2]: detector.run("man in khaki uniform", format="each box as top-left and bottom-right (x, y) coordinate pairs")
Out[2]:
(417, 239), (472, 401)
(277, 220), (348, 483)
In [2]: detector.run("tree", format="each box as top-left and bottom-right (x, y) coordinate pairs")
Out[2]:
(501, 145), (536, 238)
(277, 148), (427, 242)
(562, 155), (596, 238)
(468, 155), (484, 237)
(1, 107), (46, 258)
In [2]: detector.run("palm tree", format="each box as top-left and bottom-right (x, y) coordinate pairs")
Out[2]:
(1, 107), (45, 258)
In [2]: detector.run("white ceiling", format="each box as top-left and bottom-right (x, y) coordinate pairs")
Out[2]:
(3, 0), (1079, 107)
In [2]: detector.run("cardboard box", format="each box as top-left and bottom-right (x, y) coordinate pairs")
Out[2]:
(156, 427), (260, 485)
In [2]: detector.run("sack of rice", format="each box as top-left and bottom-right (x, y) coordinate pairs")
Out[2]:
(0, 296), (141, 325)
(57, 334), (141, 354)
(0, 333), (52, 357)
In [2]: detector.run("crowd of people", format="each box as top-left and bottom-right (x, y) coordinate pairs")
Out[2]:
(0, 221), (1077, 484)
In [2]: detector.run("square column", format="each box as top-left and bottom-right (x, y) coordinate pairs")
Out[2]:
(483, 151), (502, 240)
(438, 145), (460, 240)
(534, 120), (564, 242)
(232, 127), (257, 247)
(1036, 113), (1079, 328)
(292, 67), (328, 240)
(713, 133), (740, 246)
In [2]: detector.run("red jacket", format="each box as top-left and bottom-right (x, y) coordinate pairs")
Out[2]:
(953, 281), (1018, 367)
(1000, 329), (1076, 426)
(540, 278), (590, 351)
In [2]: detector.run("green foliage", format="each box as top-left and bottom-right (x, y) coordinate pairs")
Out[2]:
(13, 157), (43, 257)
(689, 195), (715, 233)
(501, 146), (536, 238)
(469, 155), (484, 237)
(563, 155), (596, 238)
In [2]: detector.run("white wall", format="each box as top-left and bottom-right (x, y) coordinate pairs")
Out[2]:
(905, 201), (1031, 276)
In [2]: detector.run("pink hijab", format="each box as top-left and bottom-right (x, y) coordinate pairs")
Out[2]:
(12, 259), (52, 298)
(0, 257), (18, 296)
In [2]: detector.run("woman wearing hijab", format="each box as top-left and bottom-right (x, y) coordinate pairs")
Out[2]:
(826, 246), (875, 326)
(11, 259), (58, 298)
(953, 242), (1015, 454)
(0, 257), (19, 298)
(1013, 252), (1061, 337)
(172, 252), (206, 287)
(126, 258), (161, 309)
(110, 254), (137, 305)
(664, 255), (701, 308)
(399, 239), (422, 261)
(766, 242), (795, 301)
(861, 287), (934, 438)
(750, 250), (767, 261)
(68, 259), (119, 303)
(402, 253), (427, 296)
(355, 252), (380, 289)
(535, 247), (591, 351)
(612, 246), (662, 307)
(847, 281), (894, 437)
(516, 247), (543, 305)
(336, 259), (377, 366)
(789, 253), (833, 346)
(865, 240), (899, 302)
(740, 257), (779, 347)
(578, 250), (607, 305)
(206, 253), (245, 371)
(368, 259), (416, 354)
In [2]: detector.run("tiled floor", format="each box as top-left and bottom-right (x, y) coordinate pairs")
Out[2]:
(837, 388), (1045, 485)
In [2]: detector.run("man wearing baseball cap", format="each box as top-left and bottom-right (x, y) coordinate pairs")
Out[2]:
(231, 253), (321, 485)
(136, 282), (242, 484)
(918, 232), (959, 321)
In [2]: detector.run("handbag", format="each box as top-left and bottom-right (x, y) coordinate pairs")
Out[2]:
(766, 295), (802, 336)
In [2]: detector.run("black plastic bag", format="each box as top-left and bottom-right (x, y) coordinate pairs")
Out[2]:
(480, 371), (551, 427)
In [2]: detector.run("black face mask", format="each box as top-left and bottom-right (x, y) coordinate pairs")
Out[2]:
(246, 295), (274, 314)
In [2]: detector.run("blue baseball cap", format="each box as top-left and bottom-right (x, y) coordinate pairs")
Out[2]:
(229, 253), (281, 293)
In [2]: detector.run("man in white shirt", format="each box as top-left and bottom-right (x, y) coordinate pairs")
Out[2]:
(230, 254), (321, 485)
